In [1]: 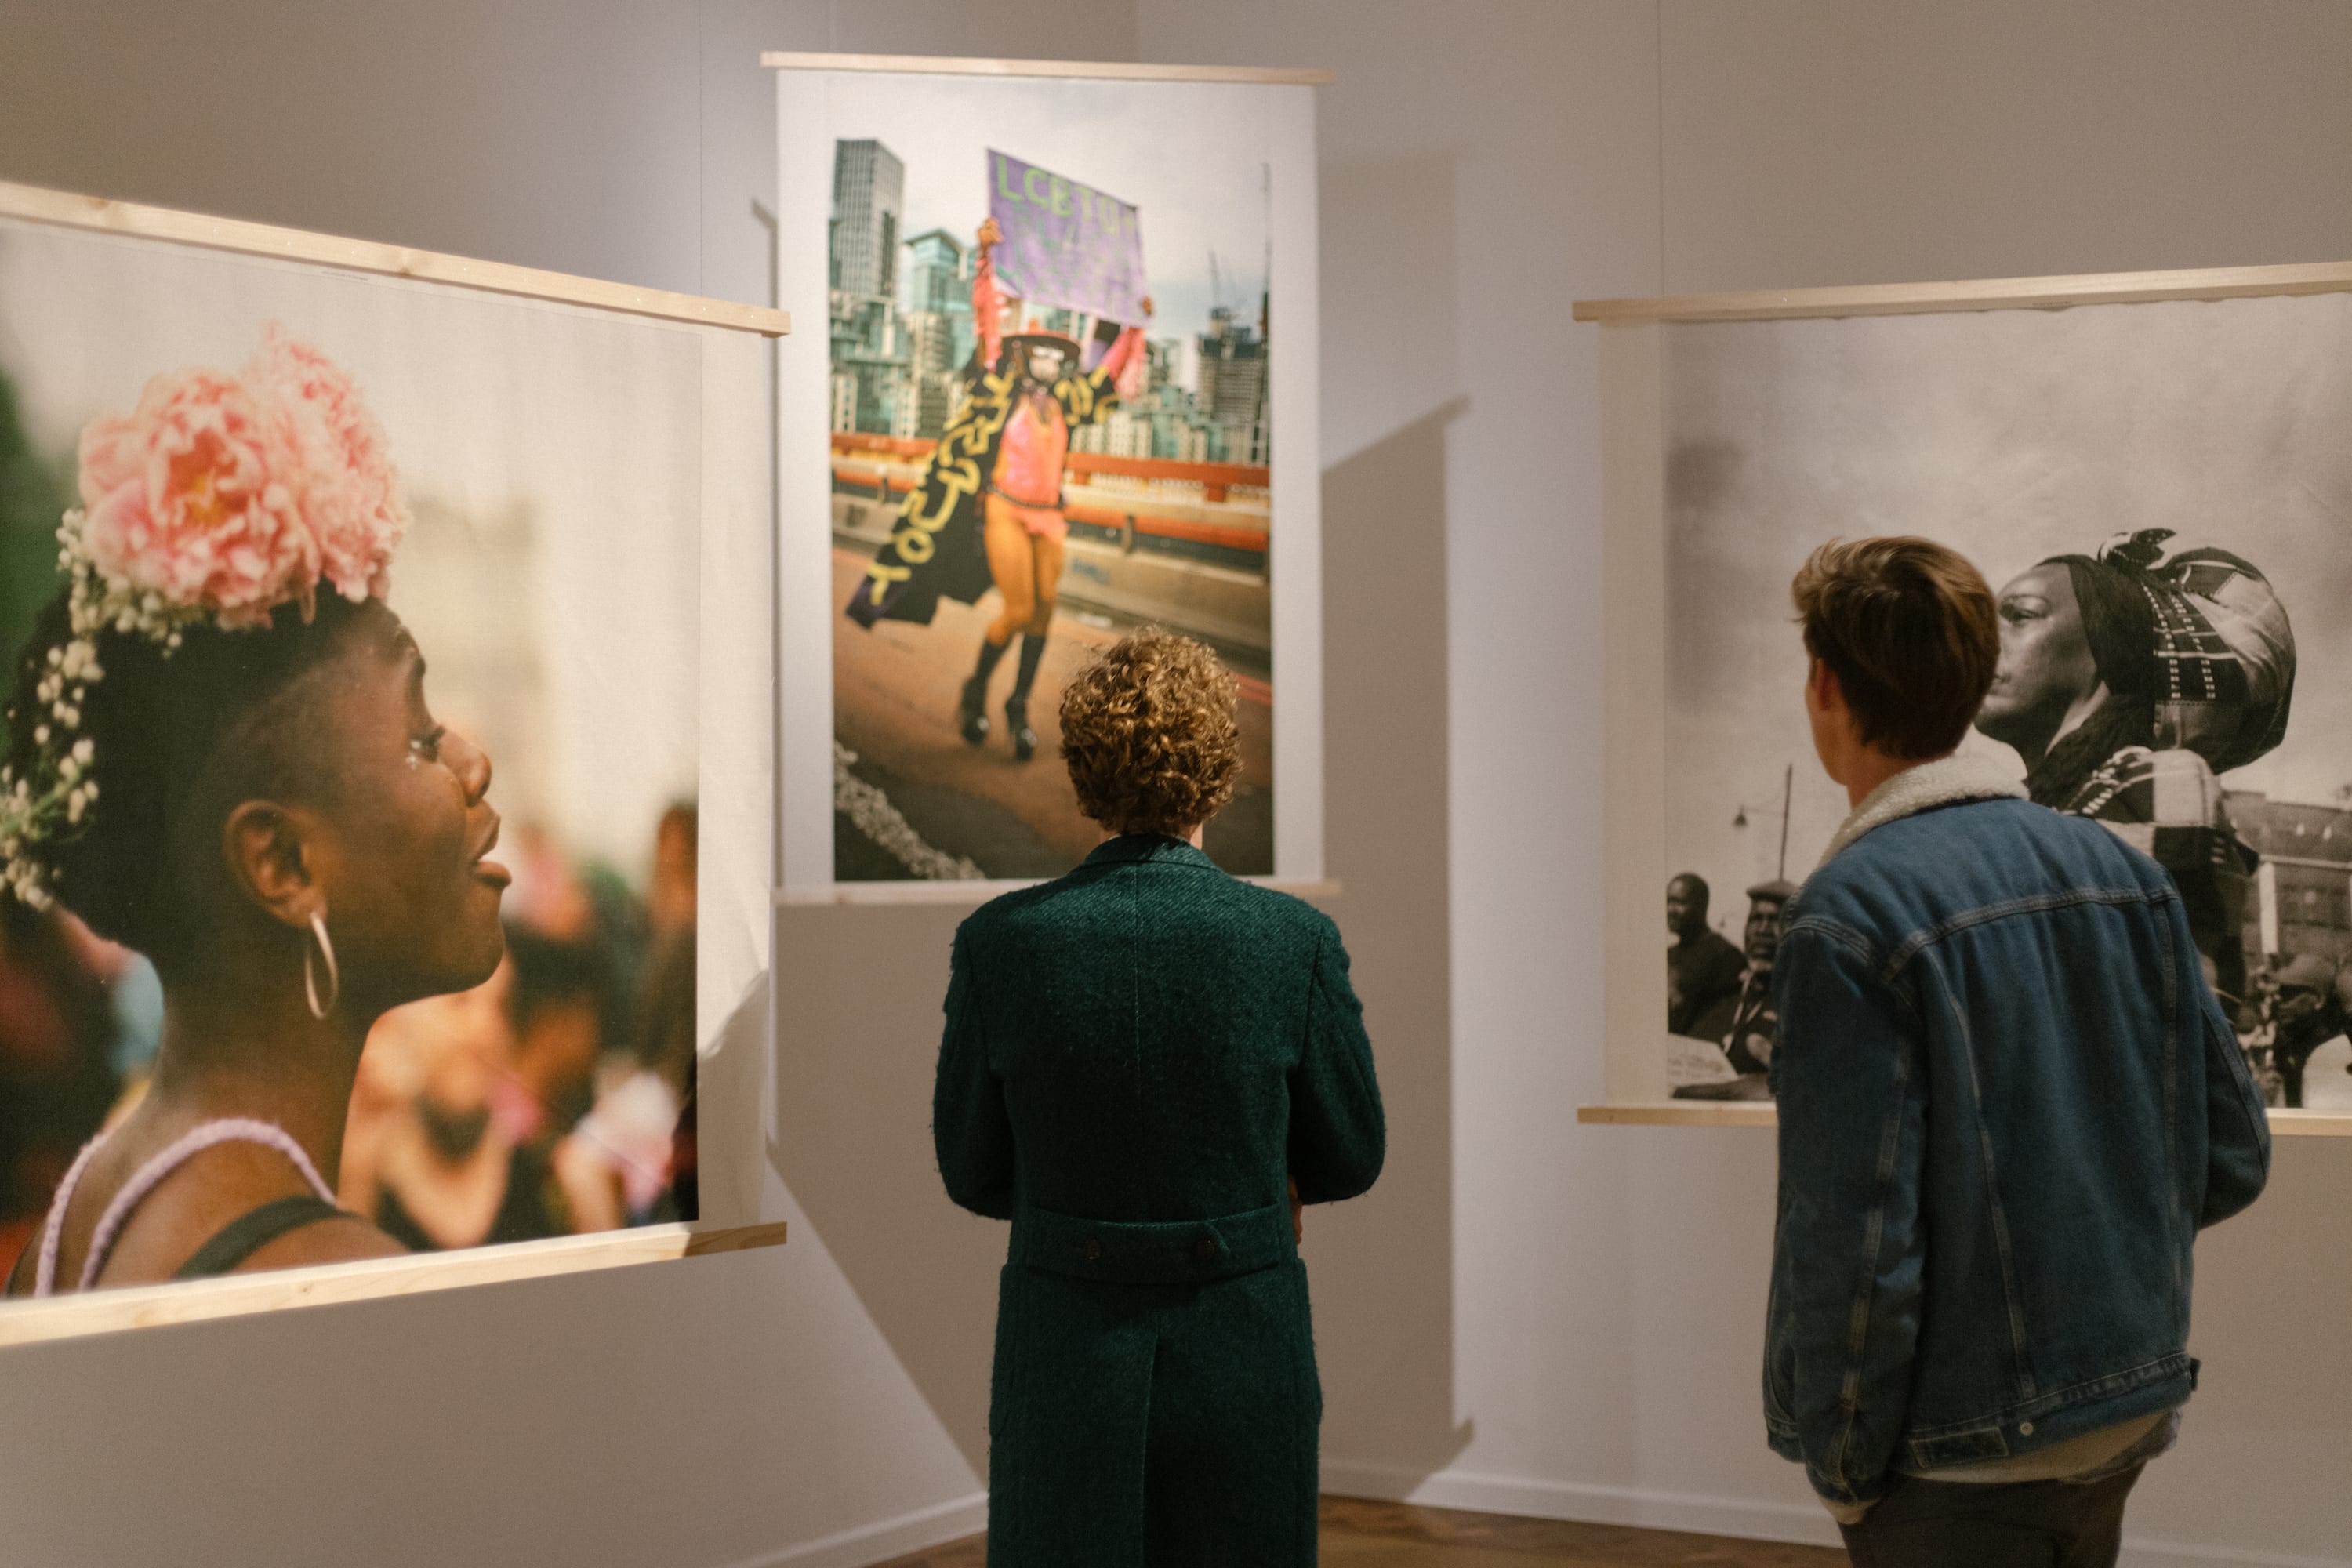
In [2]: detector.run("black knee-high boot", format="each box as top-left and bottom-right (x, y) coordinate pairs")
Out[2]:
(962, 637), (1010, 746)
(1005, 634), (1047, 762)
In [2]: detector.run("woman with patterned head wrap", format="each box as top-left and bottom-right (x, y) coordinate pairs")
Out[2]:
(1975, 528), (2295, 1020)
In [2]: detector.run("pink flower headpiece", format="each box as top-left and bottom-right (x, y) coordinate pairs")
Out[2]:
(2, 328), (407, 908)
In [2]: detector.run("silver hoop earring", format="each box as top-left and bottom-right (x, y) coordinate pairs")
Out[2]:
(304, 909), (339, 1019)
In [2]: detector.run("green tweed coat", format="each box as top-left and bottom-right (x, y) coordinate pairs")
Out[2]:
(935, 835), (1385, 1566)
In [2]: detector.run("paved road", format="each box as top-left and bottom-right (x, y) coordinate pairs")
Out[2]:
(831, 547), (1275, 880)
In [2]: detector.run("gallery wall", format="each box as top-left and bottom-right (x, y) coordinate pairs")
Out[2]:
(0, 3), (2347, 1566)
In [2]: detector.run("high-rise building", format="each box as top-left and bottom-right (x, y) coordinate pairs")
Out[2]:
(901, 310), (966, 438)
(903, 229), (977, 372)
(1196, 307), (1268, 435)
(902, 311), (955, 377)
(1145, 339), (1181, 392)
(902, 228), (967, 314)
(830, 140), (904, 301)
(887, 379), (924, 441)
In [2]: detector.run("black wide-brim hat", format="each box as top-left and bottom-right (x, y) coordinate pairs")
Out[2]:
(1000, 332), (1083, 361)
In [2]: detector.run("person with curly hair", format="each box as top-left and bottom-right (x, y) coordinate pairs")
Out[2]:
(932, 627), (1385, 1565)
(2, 331), (508, 1294)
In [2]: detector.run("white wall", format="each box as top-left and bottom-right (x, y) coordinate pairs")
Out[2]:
(0, 4), (2347, 1566)
(1132, 4), (2352, 1563)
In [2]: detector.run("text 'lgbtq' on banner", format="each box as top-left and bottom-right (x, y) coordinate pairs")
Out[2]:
(986, 148), (1148, 325)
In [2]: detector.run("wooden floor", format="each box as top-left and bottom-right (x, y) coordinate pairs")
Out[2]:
(872, 1496), (1847, 1566)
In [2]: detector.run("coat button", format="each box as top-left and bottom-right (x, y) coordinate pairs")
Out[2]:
(1080, 1238), (1103, 1262)
(1191, 1237), (1218, 1262)
(2019, 1421), (2034, 1436)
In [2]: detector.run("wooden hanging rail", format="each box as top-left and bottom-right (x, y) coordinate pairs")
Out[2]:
(0, 180), (791, 338)
(0, 1221), (789, 1349)
(763, 52), (1331, 85)
(1573, 260), (2352, 325)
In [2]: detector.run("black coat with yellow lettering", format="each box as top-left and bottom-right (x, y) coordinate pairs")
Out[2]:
(934, 836), (1386, 1566)
(845, 353), (1120, 629)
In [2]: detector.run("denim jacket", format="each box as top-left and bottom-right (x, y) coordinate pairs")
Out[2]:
(1763, 756), (2272, 1510)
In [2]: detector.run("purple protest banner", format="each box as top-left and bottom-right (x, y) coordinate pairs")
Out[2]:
(985, 149), (1149, 325)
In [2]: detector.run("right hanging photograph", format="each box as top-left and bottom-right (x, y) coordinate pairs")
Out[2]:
(1657, 289), (2352, 1112)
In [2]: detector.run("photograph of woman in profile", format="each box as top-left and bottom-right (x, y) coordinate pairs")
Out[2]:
(2, 330), (507, 1294)
(1973, 528), (2294, 1023)
(934, 627), (1384, 1565)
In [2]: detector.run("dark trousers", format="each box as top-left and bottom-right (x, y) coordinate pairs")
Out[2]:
(1838, 1465), (2143, 1568)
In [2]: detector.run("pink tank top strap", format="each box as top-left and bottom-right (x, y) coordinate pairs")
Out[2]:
(33, 1135), (107, 1299)
(34, 1118), (337, 1298)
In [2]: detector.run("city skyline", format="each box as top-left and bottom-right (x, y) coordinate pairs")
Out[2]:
(829, 131), (1268, 464)
(817, 73), (1272, 352)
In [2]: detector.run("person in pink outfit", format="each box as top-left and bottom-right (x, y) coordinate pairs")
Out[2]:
(846, 219), (1149, 762)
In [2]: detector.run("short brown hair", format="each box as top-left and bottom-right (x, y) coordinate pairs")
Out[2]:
(1791, 537), (1997, 759)
(1058, 628), (1240, 837)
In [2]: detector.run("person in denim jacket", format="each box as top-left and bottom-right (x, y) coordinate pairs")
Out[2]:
(1766, 538), (2272, 1567)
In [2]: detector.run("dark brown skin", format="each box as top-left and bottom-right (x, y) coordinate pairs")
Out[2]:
(1666, 875), (1707, 942)
(1973, 562), (2111, 770)
(24, 601), (507, 1291)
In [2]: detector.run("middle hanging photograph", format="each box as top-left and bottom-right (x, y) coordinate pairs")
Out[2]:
(779, 64), (1291, 886)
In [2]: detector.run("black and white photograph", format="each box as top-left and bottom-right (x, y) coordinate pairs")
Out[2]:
(1660, 290), (2352, 1112)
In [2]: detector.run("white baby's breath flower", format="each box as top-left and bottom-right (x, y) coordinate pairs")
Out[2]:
(71, 739), (93, 764)
(32, 725), (48, 746)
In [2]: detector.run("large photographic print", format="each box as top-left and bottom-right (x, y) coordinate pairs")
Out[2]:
(1661, 292), (2352, 1112)
(0, 216), (719, 1299)
(800, 71), (1283, 881)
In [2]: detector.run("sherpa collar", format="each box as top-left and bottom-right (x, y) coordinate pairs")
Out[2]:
(1814, 753), (2027, 872)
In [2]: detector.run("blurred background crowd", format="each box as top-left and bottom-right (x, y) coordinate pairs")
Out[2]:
(0, 803), (701, 1277)
(0, 278), (710, 1283)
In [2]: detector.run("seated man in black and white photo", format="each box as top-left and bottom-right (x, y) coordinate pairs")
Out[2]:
(1666, 873), (1744, 1036)
(1675, 878), (1795, 1101)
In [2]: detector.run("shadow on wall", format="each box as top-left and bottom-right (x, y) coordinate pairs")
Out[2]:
(769, 898), (1003, 1475)
(1312, 399), (1475, 1488)
(1311, 146), (1474, 1489)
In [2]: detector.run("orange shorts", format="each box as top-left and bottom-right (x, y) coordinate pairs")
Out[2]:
(988, 490), (1067, 542)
